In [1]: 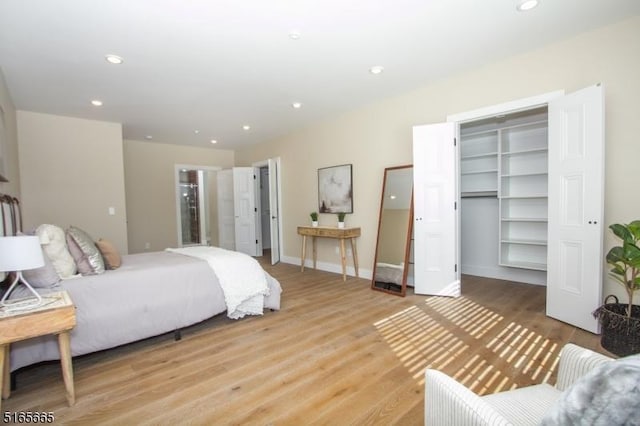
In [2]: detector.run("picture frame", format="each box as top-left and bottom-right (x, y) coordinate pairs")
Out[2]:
(318, 164), (353, 213)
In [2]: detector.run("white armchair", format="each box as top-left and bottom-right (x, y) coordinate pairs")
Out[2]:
(424, 343), (613, 426)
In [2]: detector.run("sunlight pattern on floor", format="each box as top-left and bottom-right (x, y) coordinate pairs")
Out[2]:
(374, 297), (562, 396)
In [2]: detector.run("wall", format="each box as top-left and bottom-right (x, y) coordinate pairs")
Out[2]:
(17, 111), (128, 253)
(123, 139), (234, 253)
(236, 16), (640, 299)
(0, 68), (20, 198)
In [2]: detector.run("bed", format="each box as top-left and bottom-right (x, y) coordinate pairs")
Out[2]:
(0, 194), (282, 373)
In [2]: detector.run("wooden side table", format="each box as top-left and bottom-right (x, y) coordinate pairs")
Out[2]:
(0, 291), (76, 410)
(297, 226), (361, 281)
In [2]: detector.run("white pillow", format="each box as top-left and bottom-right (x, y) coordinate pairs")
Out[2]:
(36, 224), (77, 278)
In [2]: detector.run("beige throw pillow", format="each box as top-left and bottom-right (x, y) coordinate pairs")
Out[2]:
(95, 238), (121, 269)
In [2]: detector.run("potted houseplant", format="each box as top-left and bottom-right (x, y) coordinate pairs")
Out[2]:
(593, 220), (640, 356)
(310, 212), (319, 227)
(337, 212), (346, 229)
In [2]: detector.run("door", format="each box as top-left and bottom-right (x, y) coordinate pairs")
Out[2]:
(233, 167), (260, 256)
(268, 158), (281, 264)
(217, 169), (235, 250)
(412, 122), (460, 296)
(546, 85), (604, 333)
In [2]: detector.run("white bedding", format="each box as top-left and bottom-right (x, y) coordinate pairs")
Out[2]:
(166, 246), (270, 319)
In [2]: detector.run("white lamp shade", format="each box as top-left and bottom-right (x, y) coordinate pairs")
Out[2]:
(0, 236), (45, 271)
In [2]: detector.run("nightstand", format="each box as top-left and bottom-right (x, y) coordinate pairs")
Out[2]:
(0, 291), (76, 411)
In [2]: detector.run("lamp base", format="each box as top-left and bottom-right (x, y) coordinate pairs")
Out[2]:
(0, 271), (43, 312)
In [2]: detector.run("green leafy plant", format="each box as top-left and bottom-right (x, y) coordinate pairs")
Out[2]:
(337, 212), (346, 222)
(606, 220), (640, 317)
(310, 212), (318, 221)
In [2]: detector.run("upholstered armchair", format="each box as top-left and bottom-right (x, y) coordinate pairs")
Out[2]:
(424, 343), (614, 426)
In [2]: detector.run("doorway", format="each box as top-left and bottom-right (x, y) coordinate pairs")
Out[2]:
(174, 165), (221, 247)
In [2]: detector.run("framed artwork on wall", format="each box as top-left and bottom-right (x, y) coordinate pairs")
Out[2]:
(318, 164), (353, 213)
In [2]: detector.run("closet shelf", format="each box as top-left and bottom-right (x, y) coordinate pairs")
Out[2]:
(501, 172), (547, 178)
(500, 194), (548, 199)
(462, 190), (498, 198)
(501, 217), (548, 223)
(502, 147), (548, 156)
(462, 169), (498, 176)
(461, 152), (498, 160)
(501, 238), (547, 246)
(499, 260), (547, 271)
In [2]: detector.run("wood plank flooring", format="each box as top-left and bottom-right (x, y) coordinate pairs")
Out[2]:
(3, 261), (603, 425)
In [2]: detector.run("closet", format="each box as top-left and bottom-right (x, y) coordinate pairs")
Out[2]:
(460, 107), (548, 286)
(412, 86), (604, 333)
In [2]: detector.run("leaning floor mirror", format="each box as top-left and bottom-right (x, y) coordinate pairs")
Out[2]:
(371, 165), (413, 297)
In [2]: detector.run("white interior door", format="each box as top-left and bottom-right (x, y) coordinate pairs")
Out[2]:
(217, 169), (235, 250)
(233, 167), (259, 256)
(412, 122), (460, 296)
(546, 85), (604, 333)
(268, 158), (281, 264)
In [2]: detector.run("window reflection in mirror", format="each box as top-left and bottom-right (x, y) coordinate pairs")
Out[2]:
(371, 165), (413, 297)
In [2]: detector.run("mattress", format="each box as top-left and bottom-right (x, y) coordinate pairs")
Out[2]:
(9, 250), (282, 371)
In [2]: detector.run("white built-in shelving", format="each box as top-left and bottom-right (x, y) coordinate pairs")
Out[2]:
(460, 110), (548, 272)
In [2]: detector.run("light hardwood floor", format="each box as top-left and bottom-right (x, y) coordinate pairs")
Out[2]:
(4, 260), (603, 425)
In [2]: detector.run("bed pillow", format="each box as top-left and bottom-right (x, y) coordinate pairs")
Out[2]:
(16, 230), (61, 288)
(35, 224), (77, 278)
(95, 238), (121, 269)
(66, 226), (105, 275)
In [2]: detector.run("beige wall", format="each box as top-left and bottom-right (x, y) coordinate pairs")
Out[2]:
(17, 111), (128, 253)
(0, 68), (20, 198)
(123, 139), (234, 253)
(236, 16), (640, 299)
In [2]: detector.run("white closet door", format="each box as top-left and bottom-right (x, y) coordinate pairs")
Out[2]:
(412, 122), (460, 296)
(233, 167), (259, 256)
(217, 169), (235, 250)
(547, 85), (604, 333)
(268, 158), (281, 264)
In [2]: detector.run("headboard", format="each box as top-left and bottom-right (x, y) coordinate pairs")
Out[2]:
(0, 193), (22, 237)
(0, 193), (21, 286)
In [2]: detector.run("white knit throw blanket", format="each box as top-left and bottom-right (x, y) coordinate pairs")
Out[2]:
(166, 246), (269, 319)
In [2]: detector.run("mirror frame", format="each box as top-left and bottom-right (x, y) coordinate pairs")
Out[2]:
(371, 165), (413, 297)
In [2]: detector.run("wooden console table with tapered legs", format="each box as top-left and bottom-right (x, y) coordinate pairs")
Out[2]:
(297, 226), (361, 281)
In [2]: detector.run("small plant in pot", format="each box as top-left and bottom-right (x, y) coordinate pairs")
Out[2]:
(593, 220), (640, 356)
(337, 212), (346, 229)
(310, 212), (319, 227)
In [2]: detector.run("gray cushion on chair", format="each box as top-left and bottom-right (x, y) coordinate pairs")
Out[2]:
(540, 354), (640, 425)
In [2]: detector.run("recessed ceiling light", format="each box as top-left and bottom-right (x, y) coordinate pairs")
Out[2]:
(516, 0), (539, 11)
(210, 139), (217, 144)
(289, 30), (301, 40)
(145, 135), (153, 140)
(105, 54), (123, 64)
(194, 129), (200, 134)
(90, 99), (103, 106)
(242, 125), (251, 131)
(292, 102), (302, 109)
(369, 65), (384, 75)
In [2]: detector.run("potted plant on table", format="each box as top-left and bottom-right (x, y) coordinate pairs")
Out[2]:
(337, 212), (346, 229)
(310, 212), (319, 227)
(593, 220), (640, 356)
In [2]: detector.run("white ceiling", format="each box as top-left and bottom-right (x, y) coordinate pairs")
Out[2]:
(1, 1), (638, 149)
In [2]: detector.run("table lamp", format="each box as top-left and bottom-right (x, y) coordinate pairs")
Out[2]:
(0, 235), (45, 311)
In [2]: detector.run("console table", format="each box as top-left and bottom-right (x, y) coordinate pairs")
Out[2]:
(297, 226), (361, 281)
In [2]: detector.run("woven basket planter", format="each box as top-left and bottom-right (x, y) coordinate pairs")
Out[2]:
(593, 295), (640, 357)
